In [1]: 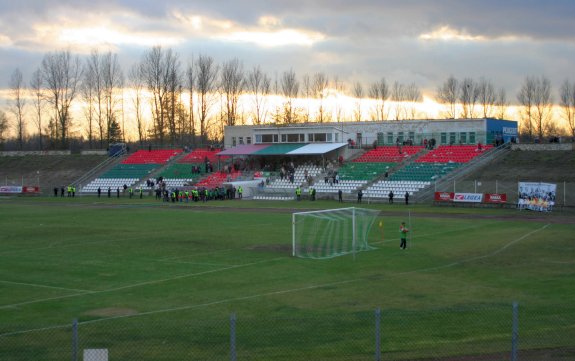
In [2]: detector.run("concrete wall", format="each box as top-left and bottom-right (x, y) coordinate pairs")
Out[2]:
(511, 144), (574, 151)
(0, 150), (71, 156)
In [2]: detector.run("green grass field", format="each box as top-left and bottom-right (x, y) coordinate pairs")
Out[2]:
(1, 197), (574, 360)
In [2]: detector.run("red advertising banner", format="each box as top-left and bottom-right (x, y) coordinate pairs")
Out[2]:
(434, 192), (454, 202)
(453, 193), (483, 203)
(22, 186), (41, 194)
(484, 193), (507, 203)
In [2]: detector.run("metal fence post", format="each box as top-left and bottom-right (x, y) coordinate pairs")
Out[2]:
(375, 308), (381, 361)
(230, 313), (237, 361)
(511, 302), (519, 361)
(71, 319), (78, 361)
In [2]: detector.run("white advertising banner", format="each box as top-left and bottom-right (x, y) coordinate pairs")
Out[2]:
(518, 182), (556, 212)
(453, 193), (483, 203)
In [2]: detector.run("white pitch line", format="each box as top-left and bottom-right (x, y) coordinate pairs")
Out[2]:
(0, 280), (92, 293)
(0, 224), (551, 336)
(0, 257), (284, 310)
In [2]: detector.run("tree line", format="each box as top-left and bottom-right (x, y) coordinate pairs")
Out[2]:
(1, 46), (574, 150)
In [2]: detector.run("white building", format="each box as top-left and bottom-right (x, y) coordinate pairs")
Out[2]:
(223, 118), (518, 150)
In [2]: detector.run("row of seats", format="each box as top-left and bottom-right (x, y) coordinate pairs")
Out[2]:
(122, 149), (182, 164)
(389, 163), (461, 182)
(354, 146), (423, 163)
(81, 178), (139, 193)
(266, 165), (323, 189)
(416, 145), (492, 163)
(194, 171), (241, 188)
(337, 162), (396, 181)
(365, 180), (430, 196)
(313, 180), (368, 194)
(101, 164), (158, 179)
(179, 148), (226, 163)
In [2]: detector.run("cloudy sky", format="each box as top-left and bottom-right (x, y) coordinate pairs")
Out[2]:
(0, 0), (574, 104)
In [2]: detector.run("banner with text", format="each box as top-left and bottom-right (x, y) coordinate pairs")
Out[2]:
(484, 193), (507, 204)
(0, 186), (22, 194)
(434, 192), (454, 202)
(518, 182), (556, 212)
(453, 193), (483, 203)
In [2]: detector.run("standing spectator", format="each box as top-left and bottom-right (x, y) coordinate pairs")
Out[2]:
(107, 187), (111, 198)
(388, 190), (394, 204)
(405, 191), (409, 205)
(116, 187), (120, 198)
(357, 189), (363, 203)
(53, 187), (58, 197)
(97, 187), (101, 198)
(338, 189), (343, 203)
(295, 186), (302, 201)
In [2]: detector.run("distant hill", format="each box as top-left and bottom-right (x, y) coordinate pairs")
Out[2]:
(465, 150), (575, 182)
(0, 155), (108, 194)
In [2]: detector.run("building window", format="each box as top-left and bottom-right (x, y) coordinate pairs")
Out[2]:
(398, 132), (404, 143)
(246, 137), (252, 144)
(408, 132), (415, 141)
(387, 132), (394, 144)
(460, 132), (467, 144)
(440, 132), (447, 145)
(356, 133), (363, 146)
(255, 135), (262, 143)
(327, 133), (332, 142)
(449, 132), (456, 145)
(377, 132), (384, 145)
(239, 137), (244, 145)
(260, 134), (275, 143)
(310, 133), (327, 142)
(274, 134), (279, 143)
(335, 133), (339, 142)
(469, 132), (476, 144)
(232, 137), (237, 147)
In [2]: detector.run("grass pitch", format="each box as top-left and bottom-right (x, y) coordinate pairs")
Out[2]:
(0, 197), (574, 360)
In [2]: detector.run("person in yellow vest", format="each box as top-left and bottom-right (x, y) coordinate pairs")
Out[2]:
(238, 185), (243, 199)
(139, 186), (143, 199)
(129, 187), (134, 199)
(295, 186), (301, 201)
(71, 186), (76, 197)
(184, 190), (189, 203)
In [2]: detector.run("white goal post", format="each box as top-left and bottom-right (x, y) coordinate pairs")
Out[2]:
(292, 207), (380, 259)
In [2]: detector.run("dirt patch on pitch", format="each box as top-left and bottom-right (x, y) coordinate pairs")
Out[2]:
(84, 307), (138, 317)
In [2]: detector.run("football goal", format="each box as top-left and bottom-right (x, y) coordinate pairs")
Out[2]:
(292, 207), (380, 259)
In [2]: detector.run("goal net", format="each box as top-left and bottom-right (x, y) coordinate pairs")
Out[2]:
(292, 207), (380, 259)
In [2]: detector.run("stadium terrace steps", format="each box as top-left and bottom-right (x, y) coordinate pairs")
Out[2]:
(337, 162), (396, 181)
(266, 165), (323, 190)
(416, 145), (493, 163)
(179, 148), (227, 163)
(364, 180), (431, 199)
(353, 145), (424, 163)
(122, 149), (182, 164)
(194, 171), (242, 188)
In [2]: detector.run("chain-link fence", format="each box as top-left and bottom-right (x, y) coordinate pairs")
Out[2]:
(2, 303), (573, 361)
(430, 180), (575, 208)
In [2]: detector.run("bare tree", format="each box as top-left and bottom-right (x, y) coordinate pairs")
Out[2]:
(368, 78), (389, 121)
(100, 51), (124, 144)
(10, 68), (26, 149)
(280, 69), (299, 124)
(185, 57), (196, 145)
(332, 76), (346, 125)
(220, 58), (245, 127)
(459, 78), (480, 118)
(532, 76), (553, 140)
(353, 81), (364, 122)
(164, 51), (181, 144)
(436, 76), (459, 119)
(495, 87), (508, 119)
(313, 72), (329, 123)
(246, 65), (271, 125)
(80, 62), (96, 148)
(41, 50), (82, 148)
(560, 80), (575, 139)
(302, 73), (311, 122)
(128, 62), (147, 146)
(195, 54), (219, 142)
(140, 46), (179, 145)
(29, 69), (44, 150)
(391, 81), (406, 120)
(0, 110), (8, 149)
(478, 77), (496, 118)
(404, 83), (422, 120)
(517, 76), (537, 139)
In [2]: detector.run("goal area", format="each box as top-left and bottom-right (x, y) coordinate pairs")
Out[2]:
(292, 207), (380, 259)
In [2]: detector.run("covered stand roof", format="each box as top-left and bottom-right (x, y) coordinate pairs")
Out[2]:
(217, 143), (347, 156)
